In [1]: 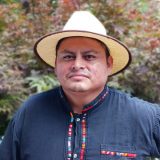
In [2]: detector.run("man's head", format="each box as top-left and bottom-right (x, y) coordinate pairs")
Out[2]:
(34, 11), (131, 76)
(55, 37), (113, 94)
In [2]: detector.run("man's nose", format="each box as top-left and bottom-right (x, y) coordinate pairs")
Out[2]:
(71, 56), (85, 70)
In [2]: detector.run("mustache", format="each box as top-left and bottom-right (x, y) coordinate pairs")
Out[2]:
(66, 71), (90, 78)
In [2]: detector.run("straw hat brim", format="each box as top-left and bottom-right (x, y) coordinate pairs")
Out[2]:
(34, 30), (131, 76)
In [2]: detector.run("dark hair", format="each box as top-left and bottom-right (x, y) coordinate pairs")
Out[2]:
(56, 36), (110, 58)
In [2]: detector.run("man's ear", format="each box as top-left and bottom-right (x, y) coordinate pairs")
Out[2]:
(107, 56), (113, 68)
(107, 56), (113, 76)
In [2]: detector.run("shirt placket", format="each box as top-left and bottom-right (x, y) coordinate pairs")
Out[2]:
(67, 113), (87, 160)
(73, 114), (81, 160)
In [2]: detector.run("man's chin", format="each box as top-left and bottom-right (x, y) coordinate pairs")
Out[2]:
(68, 85), (89, 93)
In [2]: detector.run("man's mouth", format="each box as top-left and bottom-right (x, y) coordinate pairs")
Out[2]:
(67, 73), (89, 80)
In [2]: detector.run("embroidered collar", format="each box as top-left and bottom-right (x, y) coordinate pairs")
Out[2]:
(59, 85), (109, 113)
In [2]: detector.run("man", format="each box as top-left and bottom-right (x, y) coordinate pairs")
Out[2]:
(0, 11), (160, 160)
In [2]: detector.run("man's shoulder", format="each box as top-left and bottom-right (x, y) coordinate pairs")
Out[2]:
(108, 87), (160, 111)
(13, 86), (61, 122)
(17, 86), (61, 114)
(26, 86), (60, 104)
(108, 87), (160, 125)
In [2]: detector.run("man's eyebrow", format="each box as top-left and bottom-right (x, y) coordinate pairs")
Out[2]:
(83, 50), (98, 54)
(58, 49), (75, 54)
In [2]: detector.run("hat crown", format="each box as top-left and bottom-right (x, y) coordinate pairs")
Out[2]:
(63, 11), (106, 35)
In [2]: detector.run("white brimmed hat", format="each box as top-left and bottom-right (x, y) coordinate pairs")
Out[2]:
(34, 11), (131, 76)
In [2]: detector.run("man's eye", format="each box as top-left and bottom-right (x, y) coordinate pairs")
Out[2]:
(63, 55), (75, 60)
(84, 55), (96, 60)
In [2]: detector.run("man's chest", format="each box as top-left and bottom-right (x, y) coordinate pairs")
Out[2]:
(20, 112), (147, 160)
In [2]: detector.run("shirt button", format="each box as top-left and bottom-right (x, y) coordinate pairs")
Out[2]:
(73, 153), (77, 158)
(76, 118), (80, 122)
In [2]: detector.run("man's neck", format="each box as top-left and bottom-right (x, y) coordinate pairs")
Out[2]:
(62, 87), (105, 114)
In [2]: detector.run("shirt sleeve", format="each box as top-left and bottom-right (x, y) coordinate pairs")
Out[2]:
(0, 103), (26, 160)
(152, 106), (160, 157)
(0, 118), (20, 160)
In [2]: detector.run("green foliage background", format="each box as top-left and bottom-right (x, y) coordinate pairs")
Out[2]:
(0, 1), (160, 159)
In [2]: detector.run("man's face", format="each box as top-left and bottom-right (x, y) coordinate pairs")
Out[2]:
(55, 37), (113, 94)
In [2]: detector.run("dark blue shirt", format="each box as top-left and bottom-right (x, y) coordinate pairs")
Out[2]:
(0, 86), (160, 160)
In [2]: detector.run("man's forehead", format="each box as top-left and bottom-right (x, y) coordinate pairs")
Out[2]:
(56, 36), (107, 50)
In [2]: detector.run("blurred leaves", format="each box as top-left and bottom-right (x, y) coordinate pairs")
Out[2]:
(26, 74), (59, 93)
